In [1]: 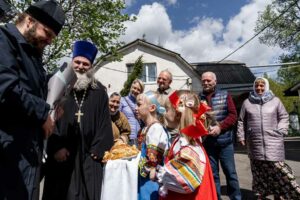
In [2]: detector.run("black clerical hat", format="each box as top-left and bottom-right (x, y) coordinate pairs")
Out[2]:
(73, 41), (98, 64)
(25, 0), (65, 35)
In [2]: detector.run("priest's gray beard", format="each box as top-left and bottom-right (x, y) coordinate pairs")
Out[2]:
(74, 71), (92, 91)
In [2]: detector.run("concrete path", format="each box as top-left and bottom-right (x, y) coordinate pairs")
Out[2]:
(220, 137), (300, 200)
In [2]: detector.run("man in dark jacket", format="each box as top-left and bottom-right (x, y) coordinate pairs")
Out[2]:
(199, 71), (241, 200)
(0, 1), (65, 199)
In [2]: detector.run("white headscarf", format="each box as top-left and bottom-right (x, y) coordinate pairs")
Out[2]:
(250, 77), (274, 104)
(253, 77), (269, 96)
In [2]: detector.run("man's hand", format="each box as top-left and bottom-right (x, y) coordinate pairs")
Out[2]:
(54, 106), (64, 120)
(54, 148), (70, 162)
(42, 114), (55, 139)
(239, 140), (246, 146)
(208, 125), (221, 137)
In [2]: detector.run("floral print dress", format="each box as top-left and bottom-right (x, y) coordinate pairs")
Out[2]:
(251, 159), (300, 199)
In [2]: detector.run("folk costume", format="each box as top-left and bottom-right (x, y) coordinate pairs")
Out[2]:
(158, 137), (217, 200)
(42, 41), (114, 200)
(157, 91), (217, 200)
(137, 91), (170, 200)
(0, 1), (65, 199)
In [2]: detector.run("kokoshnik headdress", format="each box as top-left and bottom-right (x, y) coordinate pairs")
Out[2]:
(169, 91), (211, 138)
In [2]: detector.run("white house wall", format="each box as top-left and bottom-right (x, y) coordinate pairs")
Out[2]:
(95, 44), (202, 94)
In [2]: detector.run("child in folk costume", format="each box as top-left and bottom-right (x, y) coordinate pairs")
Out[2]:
(156, 90), (218, 200)
(136, 91), (171, 200)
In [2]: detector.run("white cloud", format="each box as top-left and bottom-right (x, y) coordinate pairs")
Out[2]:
(120, 3), (172, 44)
(120, 0), (283, 66)
(189, 16), (200, 24)
(166, 0), (177, 5)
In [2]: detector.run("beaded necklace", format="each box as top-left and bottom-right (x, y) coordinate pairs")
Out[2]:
(73, 89), (87, 123)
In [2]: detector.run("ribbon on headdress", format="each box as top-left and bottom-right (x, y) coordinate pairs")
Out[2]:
(169, 91), (180, 108)
(169, 91), (211, 138)
(145, 91), (166, 115)
(181, 102), (211, 137)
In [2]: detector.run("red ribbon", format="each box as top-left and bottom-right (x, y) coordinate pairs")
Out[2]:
(169, 91), (211, 138)
(169, 90), (180, 108)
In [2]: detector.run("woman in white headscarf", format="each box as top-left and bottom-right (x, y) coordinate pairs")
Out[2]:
(237, 77), (300, 199)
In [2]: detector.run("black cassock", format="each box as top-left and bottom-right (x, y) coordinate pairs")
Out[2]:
(43, 83), (113, 200)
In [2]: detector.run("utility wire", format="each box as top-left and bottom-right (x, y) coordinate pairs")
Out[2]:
(252, 65), (300, 77)
(248, 62), (300, 68)
(253, 70), (279, 74)
(217, 0), (299, 63)
(251, 65), (300, 71)
(100, 61), (299, 79)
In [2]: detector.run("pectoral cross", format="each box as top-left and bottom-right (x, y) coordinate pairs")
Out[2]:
(75, 110), (84, 123)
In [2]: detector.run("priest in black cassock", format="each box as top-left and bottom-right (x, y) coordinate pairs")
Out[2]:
(42, 40), (114, 200)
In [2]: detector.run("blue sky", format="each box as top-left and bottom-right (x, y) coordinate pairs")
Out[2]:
(126, 0), (250, 31)
(122, 0), (283, 77)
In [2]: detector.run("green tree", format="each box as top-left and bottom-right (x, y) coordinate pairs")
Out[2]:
(120, 55), (143, 96)
(255, 0), (299, 51)
(255, 0), (300, 85)
(9, 0), (135, 71)
(267, 77), (298, 112)
(277, 49), (300, 87)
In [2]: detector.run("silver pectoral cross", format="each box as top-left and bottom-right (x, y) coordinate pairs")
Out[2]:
(75, 110), (84, 123)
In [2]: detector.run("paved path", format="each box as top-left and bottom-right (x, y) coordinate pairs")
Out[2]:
(220, 137), (300, 200)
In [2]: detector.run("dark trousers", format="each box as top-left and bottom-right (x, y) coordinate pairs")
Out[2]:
(204, 142), (241, 200)
(0, 145), (41, 200)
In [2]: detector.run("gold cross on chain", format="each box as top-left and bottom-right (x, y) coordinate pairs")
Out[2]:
(75, 110), (84, 123)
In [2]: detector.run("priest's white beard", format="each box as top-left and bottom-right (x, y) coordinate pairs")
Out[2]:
(74, 72), (92, 91)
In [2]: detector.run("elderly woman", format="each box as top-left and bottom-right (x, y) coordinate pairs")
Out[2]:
(120, 79), (145, 145)
(237, 77), (300, 199)
(109, 92), (131, 144)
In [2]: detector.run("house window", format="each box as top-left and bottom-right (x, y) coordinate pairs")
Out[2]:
(127, 63), (157, 83)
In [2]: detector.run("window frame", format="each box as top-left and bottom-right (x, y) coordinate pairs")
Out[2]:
(126, 62), (157, 83)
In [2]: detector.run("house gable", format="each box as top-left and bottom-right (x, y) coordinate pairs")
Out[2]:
(95, 39), (202, 93)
